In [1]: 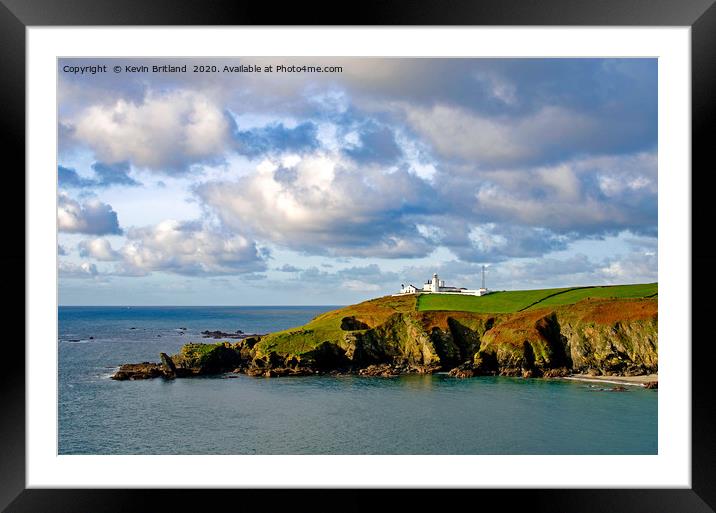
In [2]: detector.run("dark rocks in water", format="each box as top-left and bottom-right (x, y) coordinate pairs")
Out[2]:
(414, 363), (441, 374)
(449, 353), (500, 379)
(448, 363), (476, 378)
(611, 385), (628, 392)
(359, 364), (400, 377)
(263, 367), (314, 377)
(159, 352), (177, 379)
(644, 381), (658, 389)
(111, 363), (163, 380)
(542, 367), (571, 378)
(201, 329), (249, 339)
(521, 368), (539, 378)
(89, 336), (94, 340)
(130, 327), (136, 330)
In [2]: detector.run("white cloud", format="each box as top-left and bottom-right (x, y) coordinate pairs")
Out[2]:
(59, 261), (98, 278)
(57, 193), (122, 235)
(116, 220), (266, 276)
(68, 90), (230, 171)
(403, 103), (596, 166)
(599, 251), (658, 281)
(78, 238), (119, 261)
(197, 153), (437, 258)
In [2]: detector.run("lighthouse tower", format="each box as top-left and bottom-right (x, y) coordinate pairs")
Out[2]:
(431, 273), (440, 292)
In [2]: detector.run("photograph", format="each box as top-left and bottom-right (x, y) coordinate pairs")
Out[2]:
(56, 56), (659, 456)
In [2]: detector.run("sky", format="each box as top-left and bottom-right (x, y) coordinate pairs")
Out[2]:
(57, 58), (657, 305)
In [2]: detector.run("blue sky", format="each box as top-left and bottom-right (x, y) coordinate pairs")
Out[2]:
(57, 58), (657, 305)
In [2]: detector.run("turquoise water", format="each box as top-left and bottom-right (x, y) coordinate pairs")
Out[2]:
(59, 306), (658, 455)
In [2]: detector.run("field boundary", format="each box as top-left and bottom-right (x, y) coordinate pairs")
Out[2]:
(518, 286), (590, 312)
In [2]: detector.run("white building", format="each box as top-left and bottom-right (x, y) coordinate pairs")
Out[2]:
(397, 271), (492, 296)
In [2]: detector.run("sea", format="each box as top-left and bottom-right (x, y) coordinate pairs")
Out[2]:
(59, 306), (658, 455)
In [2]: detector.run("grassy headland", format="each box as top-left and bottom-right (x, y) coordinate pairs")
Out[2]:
(114, 283), (658, 381)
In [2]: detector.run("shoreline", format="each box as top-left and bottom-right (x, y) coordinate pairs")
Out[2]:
(563, 374), (658, 387)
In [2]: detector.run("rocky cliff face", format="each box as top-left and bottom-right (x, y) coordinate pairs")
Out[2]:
(112, 296), (657, 380)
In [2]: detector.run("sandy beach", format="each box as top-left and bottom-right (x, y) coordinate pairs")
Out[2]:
(563, 374), (658, 387)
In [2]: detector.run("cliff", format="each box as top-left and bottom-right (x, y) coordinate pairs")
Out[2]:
(112, 291), (657, 380)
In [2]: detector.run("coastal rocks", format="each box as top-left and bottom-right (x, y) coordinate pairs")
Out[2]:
(111, 362), (163, 380)
(159, 352), (177, 379)
(473, 350), (499, 375)
(342, 313), (443, 369)
(559, 305), (657, 375)
(201, 329), (246, 339)
(448, 363), (477, 378)
(643, 381), (658, 389)
(541, 367), (571, 378)
(343, 331), (386, 365)
(165, 342), (243, 376)
(359, 364), (401, 377)
(448, 352), (500, 378)
(112, 342), (246, 380)
(302, 341), (351, 370)
(245, 364), (314, 377)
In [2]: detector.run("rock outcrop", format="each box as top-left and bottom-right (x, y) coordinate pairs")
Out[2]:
(111, 362), (164, 380)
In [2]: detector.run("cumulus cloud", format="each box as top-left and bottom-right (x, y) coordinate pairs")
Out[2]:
(434, 151), (657, 239)
(197, 154), (439, 258)
(403, 103), (599, 167)
(59, 261), (98, 278)
(78, 238), (120, 261)
(457, 223), (570, 262)
(67, 90), (230, 171)
(57, 193), (122, 235)
(58, 244), (68, 256)
(115, 220), (267, 276)
(598, 251), (658, 282)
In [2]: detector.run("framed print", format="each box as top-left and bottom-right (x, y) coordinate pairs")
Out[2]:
(3, 0), (716, 511)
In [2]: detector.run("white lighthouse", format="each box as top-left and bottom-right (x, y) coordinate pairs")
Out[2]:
(395, 272), (493, 296)
(430, 273), (440, 292)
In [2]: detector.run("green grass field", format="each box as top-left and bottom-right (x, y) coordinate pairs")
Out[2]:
(416, 283), (657, 313)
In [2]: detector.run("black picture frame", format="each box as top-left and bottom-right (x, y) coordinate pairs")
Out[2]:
(3, 1), (715, 511)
